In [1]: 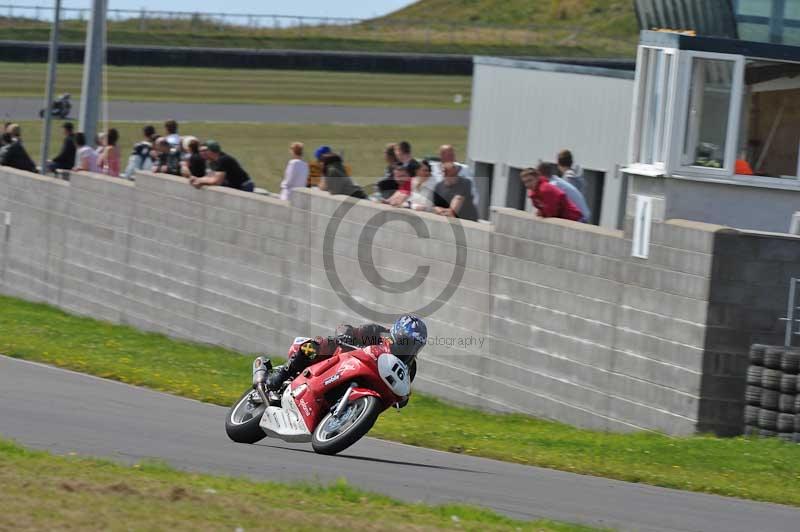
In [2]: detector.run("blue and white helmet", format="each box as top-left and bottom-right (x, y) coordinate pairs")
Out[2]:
(390, 314), (427, 365)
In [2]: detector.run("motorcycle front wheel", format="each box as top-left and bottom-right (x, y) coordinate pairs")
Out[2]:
(225, 388), (267, 444)
(311, 395), (380, 455)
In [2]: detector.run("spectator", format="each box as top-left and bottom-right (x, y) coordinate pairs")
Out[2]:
(438, 144), (479, 209)
(280, 142), (309, 201)
(47, 122), (76, 173)
(164, 119), (181, 150)
(408, 160), (436, 211)
(0, 122), (11, 147)
(94, 132), (106, 156)
(190, 140), (254, 192)
(72, 132), (99, 173)
(319, 152), (366, 199)
(182, 137), (207, 178)
(153, 137), (181, 176)
(520, 167), (582, 222)
(98, 128), (121, 177)
(384, 164), (412, 207)
(383, 143), (399, 178)
(432, 162), (478, 221)
(123, 124), (156, 179)
(307, 145), (330, 188)
(394, 140), (420, 176)
(0, 124), (37, 173)
(540, 162), (591, 223)
(557, 149), (585, 193)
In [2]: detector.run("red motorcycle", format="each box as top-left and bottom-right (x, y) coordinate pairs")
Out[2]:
(225, 337), (411, 455)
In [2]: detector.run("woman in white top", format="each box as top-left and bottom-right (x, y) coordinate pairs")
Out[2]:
(408, 160), (436, 211)
(72, 132), (99, 173)
(280, 142), (309, 201)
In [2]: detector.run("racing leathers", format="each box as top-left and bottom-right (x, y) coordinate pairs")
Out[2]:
(265, 323), (417, 396)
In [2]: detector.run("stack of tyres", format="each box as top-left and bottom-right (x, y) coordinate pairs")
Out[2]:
(744, 344), (800, 443)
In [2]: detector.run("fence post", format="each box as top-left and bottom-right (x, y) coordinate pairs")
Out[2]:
(138, 7), (145, 31)
(790, 211), (800, 235)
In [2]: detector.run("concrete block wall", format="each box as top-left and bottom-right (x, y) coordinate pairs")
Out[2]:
(0, 166), (761, 435)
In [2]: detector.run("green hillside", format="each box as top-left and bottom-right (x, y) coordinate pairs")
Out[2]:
(0, 0), (639, 58)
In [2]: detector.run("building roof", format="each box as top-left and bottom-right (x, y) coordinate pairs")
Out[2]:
(473, 56), (635, 80)
(640, 30), (800, 62)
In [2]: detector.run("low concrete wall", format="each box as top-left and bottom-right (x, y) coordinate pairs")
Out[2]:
(1, 165), (782, 435)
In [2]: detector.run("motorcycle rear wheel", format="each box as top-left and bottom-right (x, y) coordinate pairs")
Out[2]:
(225, 388), (267, 444)
(311, 395), (380, 455)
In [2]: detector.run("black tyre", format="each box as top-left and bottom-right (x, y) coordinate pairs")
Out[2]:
(778, 413), (795, 433)
(745, 385), (762, 406)
(781, 350), (800, 375)
(762, 368), (782, 390)
(764, 347), (783, 369)
(796, 414), (800, 433)
(758, 408), (778, 430)
(311, 395), (381, 455)
(779, 394), (796, 414)
(744, 425), (759, 437)
(794, 433), (800, 443)
(761, 389), (779, 410)
(744, 405), (760, 425)
(749, 344), (767, 366)
(759, 429), (777, 438)
(780, 374), (798, 393)
(796, 395), (800, 414)
(225, 388), (267, 444)
(778, 432), (795, 443)
(746, 366), (763, 385)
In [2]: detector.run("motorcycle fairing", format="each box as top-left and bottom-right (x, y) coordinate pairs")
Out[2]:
(258, 386), (312, 442)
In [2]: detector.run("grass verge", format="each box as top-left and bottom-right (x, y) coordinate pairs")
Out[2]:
(0, 438), (600, 532)
(14, 120), (467, 192)
(0, 62), (472, 109)
(2, 294), (800, 507)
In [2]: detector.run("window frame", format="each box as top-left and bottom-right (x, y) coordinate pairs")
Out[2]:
(670, 50), (746, 179)
(628, 46), (679, 173)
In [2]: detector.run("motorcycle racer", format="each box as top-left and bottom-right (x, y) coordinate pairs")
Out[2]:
(265, 315), (427, 401)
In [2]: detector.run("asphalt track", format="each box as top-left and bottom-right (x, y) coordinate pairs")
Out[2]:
(2, 355), (799, 532)
(0, 98), (469, 126)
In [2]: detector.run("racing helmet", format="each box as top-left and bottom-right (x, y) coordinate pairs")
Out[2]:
(389, 314), (427, 365)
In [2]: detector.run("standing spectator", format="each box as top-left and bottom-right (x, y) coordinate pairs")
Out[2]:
(307, 145), (330, 188)
(72, 132), (99, 173)
(557, 149), (585, 193)
(540, 162), (591, 223)
(394, 140), (420, 176)
(46, 122), (76, 173)
(408, 160), (436, 211)
(432, 162), (478, 222)
(153, 137), (182, 176)
(98, 128), (121, 177)
(190, 140), (254, 192)
(520, 168), (582, 222)
(319, 152), (366, 199)
(164, 119), (181, 150)
(438, 144), (479, 209)
(384, 164), (412, 206)
(280, 142), (309, 201)
(123, 124), (156, 179)
(0, 124), (36, 173)
(182, 138), (207, 178)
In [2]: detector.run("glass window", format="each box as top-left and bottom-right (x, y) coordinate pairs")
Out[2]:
(682, 58), (735, 169)
(737, 0), (773, 16)
(635, 48), (674, 167)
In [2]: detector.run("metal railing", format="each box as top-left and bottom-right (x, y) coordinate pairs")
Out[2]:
(781, 277), (800, 347)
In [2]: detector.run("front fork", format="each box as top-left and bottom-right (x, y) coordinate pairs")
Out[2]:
(252, 356), (272, 405)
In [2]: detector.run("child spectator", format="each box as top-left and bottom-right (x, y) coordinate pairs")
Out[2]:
(307, 145), (330, 188)
(280, 142), (309, 201)
(384, 164), (412, 207)
(72, 132), (99, 173)
(432, 162), (478, 221)
(520, 167), (582, 222)
(122, 124), (156, 179)
(98, 128), (121, 177)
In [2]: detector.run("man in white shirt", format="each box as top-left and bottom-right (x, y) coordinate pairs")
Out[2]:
(72, 132), (99, 173)
(434, 144), (480, 214)
(280, 142), (309, 201)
